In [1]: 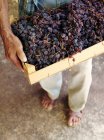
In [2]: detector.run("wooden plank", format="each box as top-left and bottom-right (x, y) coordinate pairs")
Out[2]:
(22, 63), (36, 74)
(24, 41), (104, 84)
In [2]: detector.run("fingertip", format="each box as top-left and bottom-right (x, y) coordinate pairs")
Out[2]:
(17, 51), (27, 62)
(21, 57), (27, 63)
(21, 69), (25, 73)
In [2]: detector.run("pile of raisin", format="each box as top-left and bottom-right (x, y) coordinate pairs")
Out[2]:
(11, 0), (104, 70)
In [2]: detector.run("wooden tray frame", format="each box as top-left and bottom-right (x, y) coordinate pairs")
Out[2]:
(10, 16), (104, 84)
(22, 41), (104, 84)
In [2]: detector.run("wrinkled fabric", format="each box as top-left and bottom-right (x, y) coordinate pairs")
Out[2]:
(40, 59), (92, 112)
(18, 0), (72, 16)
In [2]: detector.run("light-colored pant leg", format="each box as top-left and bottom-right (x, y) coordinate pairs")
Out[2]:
(40, 72), (62, 100)
(68, 59), (92, 112)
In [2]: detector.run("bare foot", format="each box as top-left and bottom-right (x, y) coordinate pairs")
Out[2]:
(41, 93), (55, 111)
(68, 109), (82, 127)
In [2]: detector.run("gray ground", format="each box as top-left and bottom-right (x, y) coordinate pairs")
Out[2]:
(0, 38), (104, 140)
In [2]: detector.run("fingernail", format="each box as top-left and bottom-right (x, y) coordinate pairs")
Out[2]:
(22, 57), (27, 62)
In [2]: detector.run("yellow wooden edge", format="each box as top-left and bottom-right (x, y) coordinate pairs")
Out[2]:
(22, 63), (36, 74)
(24, 41), (104, 84)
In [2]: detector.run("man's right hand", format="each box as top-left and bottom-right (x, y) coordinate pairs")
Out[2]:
(0, 0), (27, 72)
(1, 30), (27, 72)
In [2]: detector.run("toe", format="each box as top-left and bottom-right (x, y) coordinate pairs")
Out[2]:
(47, 104), (53, 111)
(68, 114), (82, 127)
(42, 99), (46, 105)
(68, 117), (73, 126)
(74, 117), (80, 126)
(44, 102), (49, 108)
(42, 101), (48, 108)
(72, 118), (76, 126)
(41, 94), (55, 110)
(77, 118), (81, 125)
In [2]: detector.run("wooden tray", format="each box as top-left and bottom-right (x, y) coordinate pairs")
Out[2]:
(10, 14), (104, 85)
(22, 41), (104, 84)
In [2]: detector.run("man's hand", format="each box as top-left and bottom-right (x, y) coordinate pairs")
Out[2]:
(2, 30), (27, 72)
(0, 0), (27, 72)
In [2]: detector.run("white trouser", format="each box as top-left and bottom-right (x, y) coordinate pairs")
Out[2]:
(40, 59), (92, 112)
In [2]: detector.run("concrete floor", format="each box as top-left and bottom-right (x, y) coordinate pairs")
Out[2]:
(0, 39), (104, 140)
